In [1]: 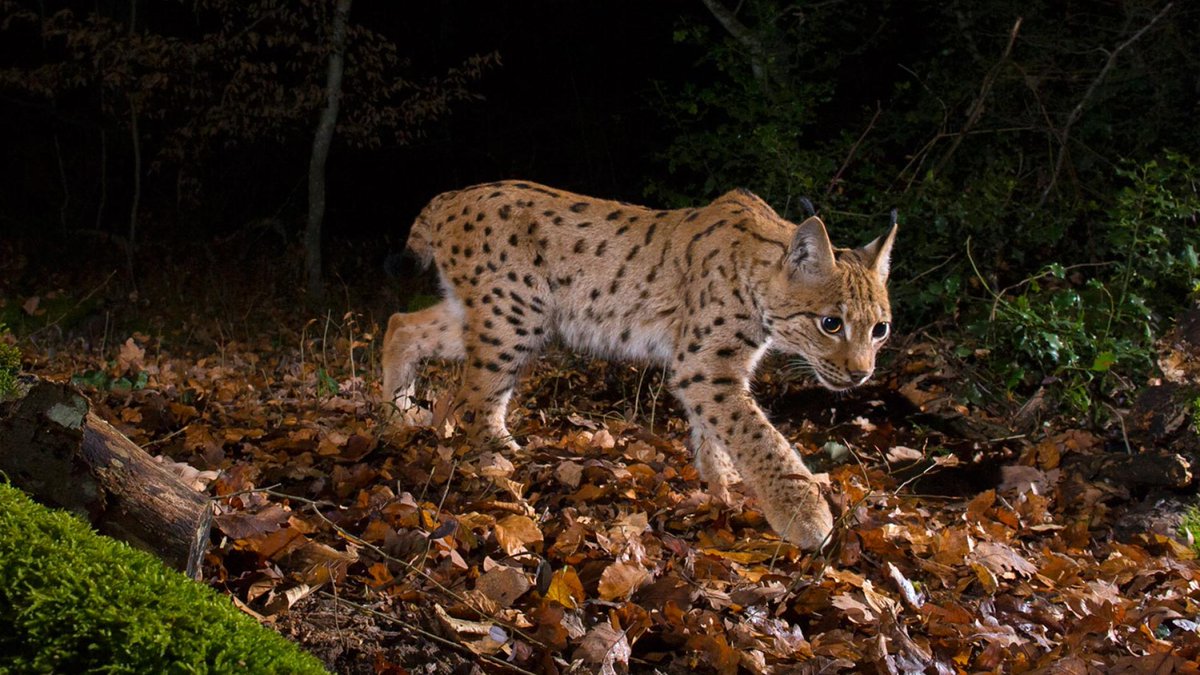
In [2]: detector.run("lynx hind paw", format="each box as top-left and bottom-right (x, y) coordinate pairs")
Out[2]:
(706, 479), (736, 507)
(761, 478), (834, 551)
(694, 437), (743, 504)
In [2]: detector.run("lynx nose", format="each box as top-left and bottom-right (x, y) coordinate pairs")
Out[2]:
(848, 370), (870, 385)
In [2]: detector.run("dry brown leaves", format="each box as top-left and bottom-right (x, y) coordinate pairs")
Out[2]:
(32, 327), (1200, 674)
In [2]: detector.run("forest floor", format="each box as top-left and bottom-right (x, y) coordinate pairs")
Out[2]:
(11, 263), (1200, 674)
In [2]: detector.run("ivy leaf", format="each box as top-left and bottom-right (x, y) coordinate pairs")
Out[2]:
(1091, 351), (1117, 372)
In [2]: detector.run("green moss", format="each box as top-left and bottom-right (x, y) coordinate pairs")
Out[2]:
(0, 323), (18, 399)
(1182, 505), (1200, 555)
(1192, 395), (1200, 437)
(0, 483), (328, 674)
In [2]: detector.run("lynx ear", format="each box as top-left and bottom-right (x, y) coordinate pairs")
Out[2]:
(862, 221), (898, 282)
(788, 216), (836, 276)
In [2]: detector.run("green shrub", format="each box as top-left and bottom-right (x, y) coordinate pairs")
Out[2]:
(967, 154), (1200, 415)
(0, 482), (328, 674)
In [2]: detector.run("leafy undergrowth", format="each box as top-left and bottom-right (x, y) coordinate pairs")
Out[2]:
(27, 315), (1200, 674)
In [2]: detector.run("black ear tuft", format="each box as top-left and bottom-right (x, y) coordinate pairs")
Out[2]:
(799, 197), (817, 218)
(890, 208), (898, 228)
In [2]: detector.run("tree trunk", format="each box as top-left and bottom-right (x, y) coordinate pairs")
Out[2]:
(127, 96), (141, 286)
(304, 0), (353, 302)
(96, 128), (108, 230)
(698, 0), (783, 93)
(0, 377), (213, 579)
(126, 0), (141, 285)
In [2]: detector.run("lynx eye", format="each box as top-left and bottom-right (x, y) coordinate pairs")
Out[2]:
(872, 321), (890, 339)
(819, 316), (844, 335)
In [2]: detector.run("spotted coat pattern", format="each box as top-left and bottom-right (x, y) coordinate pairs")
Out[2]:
(382, 181), (897, 549)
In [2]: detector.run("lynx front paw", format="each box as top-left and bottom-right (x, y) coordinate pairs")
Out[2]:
(760, 478), (834, 551)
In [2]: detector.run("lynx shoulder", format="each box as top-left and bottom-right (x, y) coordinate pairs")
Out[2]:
(382, 180), (897, 549)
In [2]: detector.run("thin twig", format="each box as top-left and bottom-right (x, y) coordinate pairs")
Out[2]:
(143, 424), (191, 448)
(825, 102), (882, 199)
(26, 270), (117, 344)
(319, 592), (541, 675)
(1039, 3), (1174, 206)
(224, 486), (551, 652)
(906, 253), (960, 285)
(929, 18), (1022, 180)
(989, 261), (1114, 321)
(415, 457), (458, 574)
(1104, 402), (1133, 454)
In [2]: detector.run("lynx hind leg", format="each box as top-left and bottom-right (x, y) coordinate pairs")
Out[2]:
(380, 301), (465, 419)
(692, 427), (743, 504)
(453, 291), (552, 449)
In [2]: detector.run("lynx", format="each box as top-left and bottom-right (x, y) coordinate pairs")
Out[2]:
(382, 181), (896, 550)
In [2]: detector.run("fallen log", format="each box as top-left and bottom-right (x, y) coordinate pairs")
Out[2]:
(0, 376), (211, 579)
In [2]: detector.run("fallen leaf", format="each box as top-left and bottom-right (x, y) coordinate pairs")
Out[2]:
(851, 416), (877, 433)
(566, 412), (598, 429)
(598, 561), (650, 601)
(493, 514), (543, 555)
(591, 428), (616, 449)
(261, 583), (315, 616)
(215, 505), (293, 540)
(886, 445), (923, 462)
(973, 541), (1037, 579)
(433, 604), (507, 656)
(117, 338), (146, 373)
(832, 593), (877, 624)
(886, 562), (923, 609)
(555, 461), (584, 488)
(546, 567), (585, 608)
(623, 439), (656, 462)
(475, 565), (531, 609)
(479, 451), (515, 478)
(576, 622), (631, 675)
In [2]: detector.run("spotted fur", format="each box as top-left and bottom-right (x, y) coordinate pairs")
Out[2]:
(382, 181), (897, 549)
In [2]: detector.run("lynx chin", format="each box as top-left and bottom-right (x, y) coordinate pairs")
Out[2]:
(382, 181), (897, 550)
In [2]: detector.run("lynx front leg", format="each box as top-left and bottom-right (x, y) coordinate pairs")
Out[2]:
(691, 426), (742, 503)
(380, 301), (465, 414)
(672, 353), (833, 551)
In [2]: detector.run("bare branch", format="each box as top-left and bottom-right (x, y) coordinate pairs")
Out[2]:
(1039, 2), (1174, 205)
(698, 0), (780, 89)
(929, 17), (1022, 180)
(304, 0), (352, 302)
(825, 101), (882, 198)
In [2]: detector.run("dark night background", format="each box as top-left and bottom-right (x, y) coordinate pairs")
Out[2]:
(2, 1), (704, 262)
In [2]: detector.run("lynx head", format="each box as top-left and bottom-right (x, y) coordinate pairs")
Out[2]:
(764, 215), (897, 391)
